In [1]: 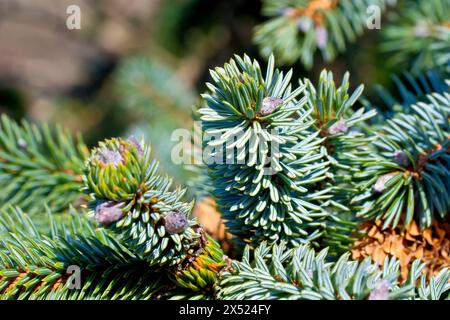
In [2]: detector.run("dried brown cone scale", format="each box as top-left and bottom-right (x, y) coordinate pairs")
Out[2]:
(193, 197), (235, 254)
(351, 219), (450, 281)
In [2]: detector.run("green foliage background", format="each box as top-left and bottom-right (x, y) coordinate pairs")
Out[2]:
(0, 0), (449, 300)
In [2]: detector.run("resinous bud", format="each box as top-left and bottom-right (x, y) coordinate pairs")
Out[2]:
(393, 150), (410, 167)
(328, 118), (348, 135)
(164, 211), (189, 234)
(260, 97), (284, 115)
(95, 200), (125, 225)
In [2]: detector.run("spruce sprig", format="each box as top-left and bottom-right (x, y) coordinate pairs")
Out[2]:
(83, 137), (202, 267)
(254, 0), (389, 68)
(199, 54), (329, 247)
(355, 91), (450, 229)
(0, 115), (89, 214)
(217, 241), (450, 300)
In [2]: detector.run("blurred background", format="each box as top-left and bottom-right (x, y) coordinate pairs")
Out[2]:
(0, 0), (407, 187)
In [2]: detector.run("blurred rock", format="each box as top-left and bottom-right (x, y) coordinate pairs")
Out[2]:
(0, 0), (160, 106)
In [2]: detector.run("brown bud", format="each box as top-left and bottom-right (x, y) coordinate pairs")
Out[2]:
(95, 200), (125, 225)
(163, 211), (189, 234)
(393, 150), (410, 167)
(95, 148), (124, 167)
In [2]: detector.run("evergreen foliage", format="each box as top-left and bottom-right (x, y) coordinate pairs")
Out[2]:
(299, 70), (377, 254)
(382, 0), (450, 71)
(114, 55), (196, 183)
(0, 0), (449, 301)
(254, 0), (450, 71)
(0, 207), (168, 300)
(115, 56), (195, 116)
(354, 91), (450, 229)
(0, 115), (89, 214)
(1, 137), (227, 300)
(254, 0), (389, 68)
(198, 54), (329, 247)
(83, 137), (203, 267)
(217, 242), (450, 300)
(368, 69), (449, 118)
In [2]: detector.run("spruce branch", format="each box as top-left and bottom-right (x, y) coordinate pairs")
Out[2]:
(301, 69), (376, 181)
(83, 137), (204, 267)
(354, 91), (450, 229)
(1, 135), (228, 300)
(0, 115), (89, 214)
(382, 0), (450, 72)
(199, 54), (329, 248)
(82, 136), (228, 298)
(360, 68), (450, 129)
(373, 69), (449, 116)
(299, 70), (377, 255)
(254, 0), (390, 68)
(217, 241), (450, 300)
(0, 207), (170, 300)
